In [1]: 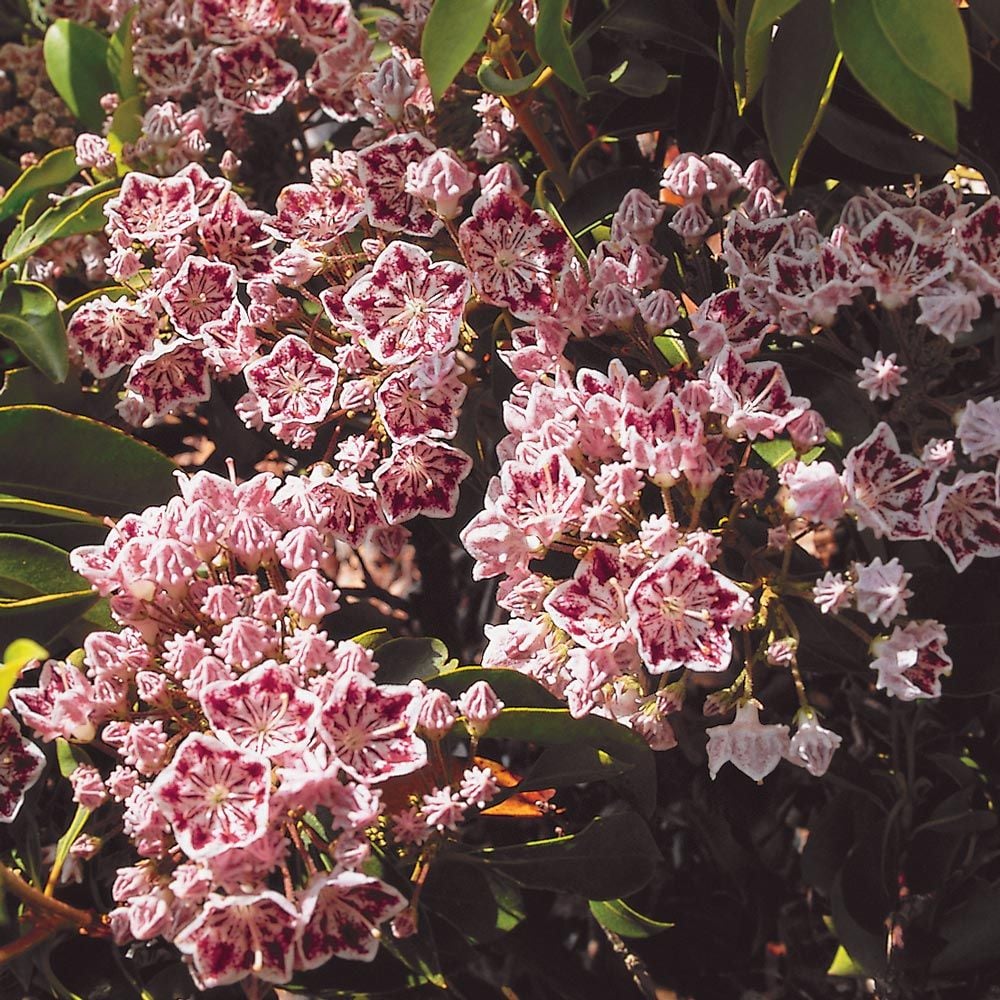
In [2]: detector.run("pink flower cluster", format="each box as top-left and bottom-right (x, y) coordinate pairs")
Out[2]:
(459, 165), (1000, 777)
(4, 463), (514, 989)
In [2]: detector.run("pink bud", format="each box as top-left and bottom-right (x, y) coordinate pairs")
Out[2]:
(368, 58), (415, 120)
(405, 149), (476, 220)
(457, 681), (504, 734)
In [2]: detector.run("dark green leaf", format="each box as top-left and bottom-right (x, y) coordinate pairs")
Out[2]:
(477, 707), (657, 816)
(468, 812), (661, 900)
(478, 58), (545, 96)
(3, 183), (117, 268)
(832, 0), (958, 152)
(428, 666), (563, 709)
(589, 898), (673, 938)
(871, 0), (972, 105)
(536, 0), (587, 93)
(371, 636), (450, 685)
(422, 860), (525, 944)
(0, 281), (69, 383)
(106, 6), (139, 100)
(43, 19), (116, 131)
(747, 0), (803, 34)
(517, 742), (632, 792)
(763, 0), (841, 186)
(931, 886), (1000, 974)
(817, 104), (958, 176)
(0, 533), (101, 646)
(0, 405), (176, 516)
(734, 0), (772, 111)
(421, 0), (496, 102)
(607, 55), (672, 97)
(0, 148), (79, 225)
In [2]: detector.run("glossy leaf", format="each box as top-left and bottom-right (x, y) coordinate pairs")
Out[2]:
(476, 707), (656, 816)
(0, 638), (46, 708)
(734, 0), (771, 111)
(817, 104), (957, 176)
(0, 405), (176, 516)
(421, 0), (496, 102)
(467, 812), (661, 900)
(106, 6), (139, 100)
(429, 666), (563, 709)
(477, 58), (545, 96)
(832, 0), (958, 152)
(589, 898), (673, 938)
(516, 742), (632, 792)
(536, 0), (587, 94)
(763, 0), (841, 186)
(747, 0), (802, 34)
(43, 19), (116, 131)
(871, 0), (972, 105)
(371, 636), (451, 685)
(0, 533), (102, 647)
(3, 183), (117, 269)
(0, 148), (78, 225)
(0, 282), (69, 383)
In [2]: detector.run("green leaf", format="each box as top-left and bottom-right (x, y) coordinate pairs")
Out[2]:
(428, 666), (563, 709)
(0, 637), (46, 707)
(478, 706), (657, 816)
(734, 0), (772, 111)
(107, 94), (144, 161)
(0, 148), (79, 225)
(747, 0), (802, 34)
(0, 405), (176, 516)
(827, 944), (865, 976)
(517, 742), (632, 792)
(106, 5), (139, 100)
(0, 533), (101, 647)
(817, 104), (958, 176)
(589, 898), (673, 938)
(832, 0), (958, 152)
(653, 333), (690, 367)
(478, 57), (545, 96)
(0, 494), (105, 526)
(536, 0), (587, 94)
(468, 812), (661, 900)
(371, 636), (451, 685)
(3, 183), (117, 269)
(871, 0), (972, 106)
(762, 0), (841, 186)
(752, 437), (796, 467)
(43, 20), (116, 131)
(0, 281), (69, 383)
(421, 0), (496, 102)
(422, 860), (525, 944)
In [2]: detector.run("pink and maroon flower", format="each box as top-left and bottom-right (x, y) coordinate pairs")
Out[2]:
(544, 545), (636, 649)
(375, 358), (467, 442)
(297, 871), (407, 967)
(106, 172), (199, 243)
(870, 620), (952, 700)
(0, 710), (45, 823)
(927, 471), (1000, 572)
(198, 190), (275, 277)
(357, 133), (442, 237)
(373, 441), (473, 523)
(844, 423), (937, 541)
(67, 297), (158, 379)
(707, 346), (809, 440)
(626, 547), (754, 673)
(342, 241), (470, 366)
(458, 190), (573, 321)
(317, 675), (426, 782)
(150, 733), (270, 860)
(244, 335), (339, 424)
(173, 891), (299, 987)
(162, 256), (238, 335)
(200, 662), (321, 757)
(125, 339), (212, 418)
(210, 40), (297, 115)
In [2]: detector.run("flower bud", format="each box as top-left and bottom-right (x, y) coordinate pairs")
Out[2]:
(456, 681), (504, 736)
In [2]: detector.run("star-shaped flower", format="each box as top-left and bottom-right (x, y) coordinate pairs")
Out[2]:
(150, 733), (270, 860)
(625, 547), (754, 673)
(297, 871), (408, 968)
(0, 710), (45, 823)
(211, 39), (297, 115)
(244, 335), (339, 424)
(317, 675), (426, 782)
